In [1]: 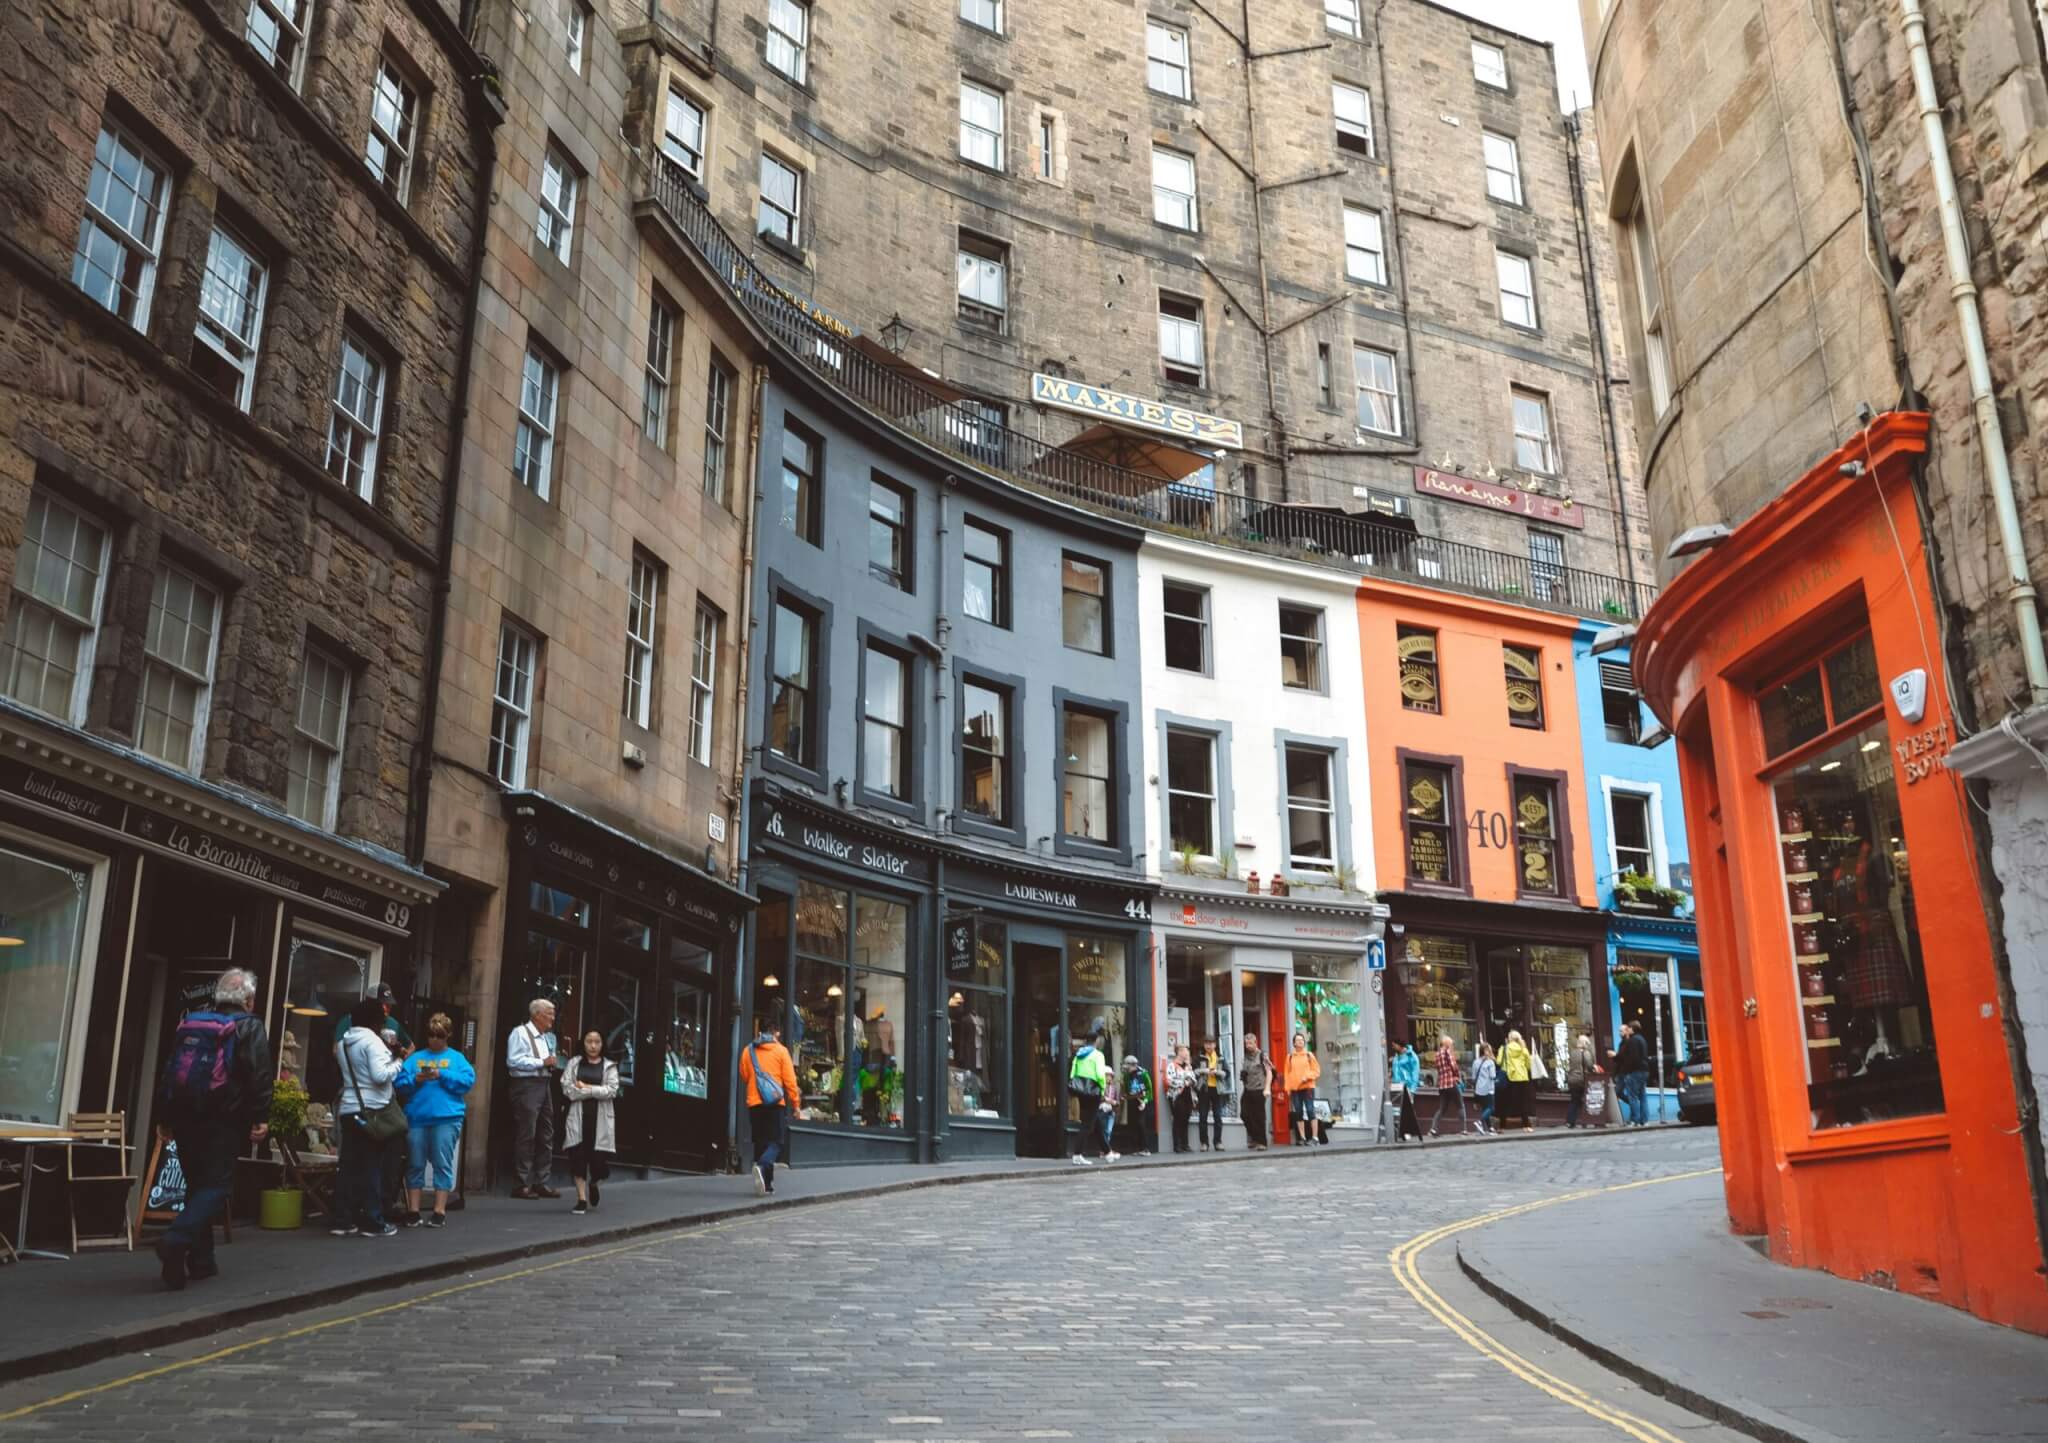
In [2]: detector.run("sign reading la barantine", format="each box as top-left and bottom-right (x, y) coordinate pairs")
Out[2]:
(1033, 373), (1244, 449)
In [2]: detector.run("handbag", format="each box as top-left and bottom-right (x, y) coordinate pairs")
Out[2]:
(343, 1035), (410, 1142)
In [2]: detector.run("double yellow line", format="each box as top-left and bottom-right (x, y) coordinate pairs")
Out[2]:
(1388, 1168), (1719, 1443)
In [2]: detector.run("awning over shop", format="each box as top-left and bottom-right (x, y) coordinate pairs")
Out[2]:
(1247, 501), (1417, 554)
(847, 334), (970, 416)
(1029, 422), (1220, 501)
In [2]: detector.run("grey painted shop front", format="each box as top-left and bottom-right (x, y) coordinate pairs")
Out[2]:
(747, 785), (1154, 1164)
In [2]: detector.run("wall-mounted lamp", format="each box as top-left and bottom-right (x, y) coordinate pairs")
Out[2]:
(1665, 523), (1732, 560)
(1588, 623), (1636, 658)
(1640, 722), (1673, 749)
(762, 974), (781, 988)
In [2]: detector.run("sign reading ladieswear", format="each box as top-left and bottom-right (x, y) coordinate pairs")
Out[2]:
(1032, 373), (1244, 449)
(1412, 466), (1585, 530)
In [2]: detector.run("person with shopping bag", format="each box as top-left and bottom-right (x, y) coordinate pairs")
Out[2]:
(1499, 1030), (1535, 1132)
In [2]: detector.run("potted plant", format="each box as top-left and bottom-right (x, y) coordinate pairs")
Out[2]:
(1613, 872), (1688, 916)
(260, 1078), (311, 1230)
(1176, 841), (1201, 875)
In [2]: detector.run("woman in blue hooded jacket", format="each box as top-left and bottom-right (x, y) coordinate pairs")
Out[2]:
(396, 1013), (474, 1227)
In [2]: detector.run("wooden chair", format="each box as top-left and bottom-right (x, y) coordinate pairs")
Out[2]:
(65, 1112), (136, 1253)
(277, 1136), (338, 1220)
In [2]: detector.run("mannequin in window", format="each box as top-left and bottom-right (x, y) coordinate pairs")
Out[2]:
(1830, 809), (1910, 1072)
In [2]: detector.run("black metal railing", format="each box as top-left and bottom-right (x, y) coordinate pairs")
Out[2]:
(645, 155), (1656, 622)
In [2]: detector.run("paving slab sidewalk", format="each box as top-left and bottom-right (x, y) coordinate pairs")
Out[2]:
(1456, 1170), (2048, 1442)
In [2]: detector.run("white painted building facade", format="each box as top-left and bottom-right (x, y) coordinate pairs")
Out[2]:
(1136, 534), (1386, 1136)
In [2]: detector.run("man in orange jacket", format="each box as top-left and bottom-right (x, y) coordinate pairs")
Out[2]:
(740, 1019), (801, 1195)
(1284, 1030), (1322, 1146)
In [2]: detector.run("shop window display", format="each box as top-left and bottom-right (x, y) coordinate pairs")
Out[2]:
(949, 919), (1007, 1117)
(1294, 953), (1362, 1121)
(1526, 945), (1591, 1089)
(790, 881), (911, 1129)
(663, 974), (711, 1097)
(277, 930), (374, 1154)
(1066, 933), (1128, 1126)
(1771, 717), (1941, 1129)
(0, 843), (93, 1129)
(1400, 933), (1473, 1059)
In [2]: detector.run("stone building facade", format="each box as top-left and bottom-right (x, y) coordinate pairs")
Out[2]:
(609, 0), (1651, 600)
(1585, 0), (2048, 1329)
(0, 0), (486, 1149)
(420, 0), (764, 1179)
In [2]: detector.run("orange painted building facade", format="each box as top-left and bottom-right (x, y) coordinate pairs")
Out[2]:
(1357, 581), (1611, 1115)
(1635, 413), (2048, 1330)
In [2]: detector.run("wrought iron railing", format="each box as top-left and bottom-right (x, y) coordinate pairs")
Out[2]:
(644, 155), (1656, 622)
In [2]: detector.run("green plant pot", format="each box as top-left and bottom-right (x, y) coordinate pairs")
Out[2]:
(259, 1187), (304, 1231)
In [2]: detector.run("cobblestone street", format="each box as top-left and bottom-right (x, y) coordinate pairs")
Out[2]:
(0, 1130), (1738, 1442)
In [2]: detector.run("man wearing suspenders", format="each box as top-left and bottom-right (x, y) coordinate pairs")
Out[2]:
(505, 998), (562, 1198)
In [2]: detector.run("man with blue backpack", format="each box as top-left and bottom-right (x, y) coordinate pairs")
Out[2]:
(152, 968), (273, 1290)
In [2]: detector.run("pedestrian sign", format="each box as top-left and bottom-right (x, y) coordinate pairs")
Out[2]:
(1366, 938), (1386, 972)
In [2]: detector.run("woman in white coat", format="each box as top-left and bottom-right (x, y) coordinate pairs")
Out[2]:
(560, 1029), (620, 1214)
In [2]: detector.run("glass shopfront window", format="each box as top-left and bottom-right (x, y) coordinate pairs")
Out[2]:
(1066, 933), (1128, 1125)
(277, 929), (375, 1154)
(948, 918), (1007, 1118)
(791, 879), (911, 1130)
(1399, 933), (1473, 1058)
(664, 972), (711, 1097)
(1769, 714), (1940, 1129)
(1527, 944), (1592, 1090)
(1294, 953), (1363, 1122)
(0, 843), (94, 1129)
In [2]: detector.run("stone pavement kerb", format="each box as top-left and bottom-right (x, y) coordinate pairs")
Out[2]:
(0, 1118), (1604, 1385)
(1456, 1170), (2048, 1443)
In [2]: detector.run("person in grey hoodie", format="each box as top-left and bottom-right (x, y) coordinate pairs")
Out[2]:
(334, 996), (402, 1237)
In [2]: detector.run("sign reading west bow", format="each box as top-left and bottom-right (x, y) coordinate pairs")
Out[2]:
(1032, 373), (1244, 449)
(1412, 467), (1586, 530)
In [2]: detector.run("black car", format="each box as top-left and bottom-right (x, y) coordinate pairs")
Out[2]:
(1677, 1044), (1715, 1124)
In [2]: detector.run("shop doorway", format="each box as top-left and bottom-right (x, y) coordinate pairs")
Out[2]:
(1241, 968), (1289, 1142)
(1014, 941), (1064, 1157)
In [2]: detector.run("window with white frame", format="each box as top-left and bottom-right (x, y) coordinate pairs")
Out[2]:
(766, 0), (809, 83)
(192, 226), (268, 410)
(136, 566), (221, 773)
(1482, 130), (1522, 205)
(643, 291), (676, 446)
(537, 143), (579, 261)
(1512, 387), (1557, 474)
(325, 333), (385, 501)
(863, 643), (909, 799)
(1279, 604), (1325, 691)
(514, 345), (559, 498)
(1162, 580), (1208, 673)
(287, 644), (350, 829)
(1625, 183), (1672, 415)
(623, 549), (662, 728)
(758, 153), (802, 246)
(563, 0), (588, 73)
(489, 621), (538, 787)
(662, 90), (708, 182)
(960, 0), (1001, 31)
(1354, 343), (1400, 435)
(1601, 661), (1642, 744)
(1164, 728), (1217, 857)
(1472, 39), (1508, 88)
(1325, 0), (1361, 38)
(1158, 293), (1205, 387)
(704, 354), (735, 502)
(1283, 745), (1336, 871)
(1344, 205), (1386, 285)
(1061, 706), (1113, 843)
(365, 57), (419, 202)
(246, 0), (311, 88)
(1, 492), (110, 724)
(960, 81), (1005, 169)
(1333, 81), (1373, 154)
(1610, 790), (1655, 881)
(1147, 20), (1190, 98)
(689, 599), (719, 766)
(957, 232), (1008, 331)
(1151, 146), (1198, 230)
(71, 122), (170, 331)
(1497, 250), (1537, 329)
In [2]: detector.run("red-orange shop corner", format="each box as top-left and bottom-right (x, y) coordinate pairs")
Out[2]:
(1634, 411), (2048, 1332)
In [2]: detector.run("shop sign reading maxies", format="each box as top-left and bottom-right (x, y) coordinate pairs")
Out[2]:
(1032, 373), (1244, 448)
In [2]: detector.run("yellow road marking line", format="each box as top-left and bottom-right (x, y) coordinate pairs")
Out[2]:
(1389, 1167), (1719, 1443)
(0, 1213), (761, 1423)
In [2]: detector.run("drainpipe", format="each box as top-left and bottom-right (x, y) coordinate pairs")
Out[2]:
(1372, 0), (1423, 476)
(721, 363), (768, 1170)
(1897, 0), (2048, 705)
(406, 72), (501, 868)
(1238, 0), (1288, 501)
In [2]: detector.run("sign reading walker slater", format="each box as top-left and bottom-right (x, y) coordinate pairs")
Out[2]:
(1032, 373), (1244, 449)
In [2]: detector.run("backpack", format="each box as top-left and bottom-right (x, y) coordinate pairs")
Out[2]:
(160, 1011), (239, 1116)
(1068, 1046), (1104, 1100)
(749, 1044), (784, 1106)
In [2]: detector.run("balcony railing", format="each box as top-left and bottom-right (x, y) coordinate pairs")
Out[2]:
(645, 156), (1656, 622)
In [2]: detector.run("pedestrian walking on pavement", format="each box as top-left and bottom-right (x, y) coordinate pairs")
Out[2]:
(1564, 1031), (1597, 1128)
(1118, 1054), (1155, 1155)
(397, 1013), (473, 1228)
(1239, 1033), (1276, 1150)
(505, 998), (563, 1199)
(1069, 1027), (1114, 1163)
(1427, 1033), (1469, 1137)
(1472, 1041), (1499, 1134)
(1164, 1045), (1196, 1153)
(562, 1030), (620, 1214)
(1499, 1030), (1535, 1132)
(1389, 1039), (1424, 1142)
(374, 982), (415, 1221)
(151, 967), (273, 1289)
(740, 1020), (800, 1195)
(1610, 1022), (1650, 1126)
(1284, 1030), (1321, 1146)
(335, 996), (403, 1238)
(1195, 1039), (1229, 1150)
